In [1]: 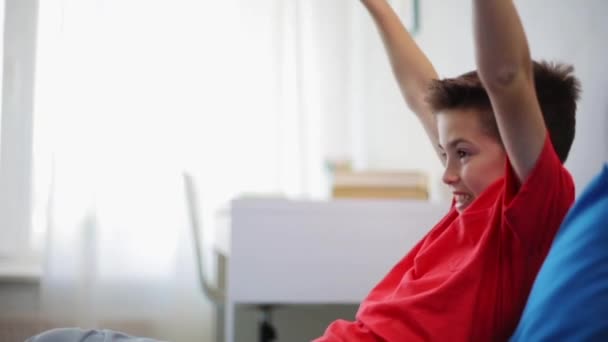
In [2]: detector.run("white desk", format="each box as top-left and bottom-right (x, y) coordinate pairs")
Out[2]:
(216, 198), (449, 342)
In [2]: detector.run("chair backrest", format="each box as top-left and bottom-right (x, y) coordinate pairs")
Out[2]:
(182, 172), (225, 305)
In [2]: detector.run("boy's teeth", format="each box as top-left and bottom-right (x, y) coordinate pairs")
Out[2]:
(456, 194), (469, 202)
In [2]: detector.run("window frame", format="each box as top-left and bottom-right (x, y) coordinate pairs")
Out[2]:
(0, 0), (38, 263)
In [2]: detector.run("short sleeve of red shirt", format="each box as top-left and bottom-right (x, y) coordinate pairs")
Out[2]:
(503, 134), (575, 253)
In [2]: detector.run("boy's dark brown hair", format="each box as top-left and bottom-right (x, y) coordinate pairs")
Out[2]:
(426, 61), (581, 163)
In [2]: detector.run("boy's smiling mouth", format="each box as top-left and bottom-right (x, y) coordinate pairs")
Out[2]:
(453, 191), (473, 211)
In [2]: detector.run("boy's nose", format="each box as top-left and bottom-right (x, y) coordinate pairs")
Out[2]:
(442, 167), (459, 185)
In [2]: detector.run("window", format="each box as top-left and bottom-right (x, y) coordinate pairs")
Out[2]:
(0, 0), (37, 259)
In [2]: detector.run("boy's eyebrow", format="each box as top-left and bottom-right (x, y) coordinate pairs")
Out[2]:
(438, 138), (470, 150)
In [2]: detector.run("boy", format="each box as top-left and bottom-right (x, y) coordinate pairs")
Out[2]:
(315, 0), (580, 341)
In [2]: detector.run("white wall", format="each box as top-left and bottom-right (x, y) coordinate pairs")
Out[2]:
(348, 0), (608, 193)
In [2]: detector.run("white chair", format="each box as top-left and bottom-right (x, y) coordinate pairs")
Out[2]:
(183, 173), (277, 342)
(183, 173), (226, 342)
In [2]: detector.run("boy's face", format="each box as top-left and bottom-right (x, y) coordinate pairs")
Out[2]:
(437, 109), (506, 213)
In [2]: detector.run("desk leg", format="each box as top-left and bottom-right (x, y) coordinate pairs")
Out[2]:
(225, 301), (235, 342)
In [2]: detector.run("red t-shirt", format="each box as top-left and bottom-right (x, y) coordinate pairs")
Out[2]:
(315, 136), (574, 342)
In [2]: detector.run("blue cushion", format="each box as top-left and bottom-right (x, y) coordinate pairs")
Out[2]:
(511, 164), (608, 341)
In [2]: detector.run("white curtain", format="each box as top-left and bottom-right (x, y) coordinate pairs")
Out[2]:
(32, 0), (332, 339)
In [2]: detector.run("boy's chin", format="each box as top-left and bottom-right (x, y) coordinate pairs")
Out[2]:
(455, 199), (473, 212)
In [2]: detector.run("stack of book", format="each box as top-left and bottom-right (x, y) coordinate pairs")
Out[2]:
(331, 170), (428, 200)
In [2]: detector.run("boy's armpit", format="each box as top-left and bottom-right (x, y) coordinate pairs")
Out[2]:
(502, 134), (574, 246)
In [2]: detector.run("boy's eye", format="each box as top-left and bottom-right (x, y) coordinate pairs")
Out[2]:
(457, 150), (469, 159)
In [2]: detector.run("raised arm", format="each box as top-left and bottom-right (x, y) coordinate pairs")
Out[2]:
(361, 0), (441, 159)
(473, 0), (547, 183)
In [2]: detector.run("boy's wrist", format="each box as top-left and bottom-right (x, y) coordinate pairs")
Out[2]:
(361, 0), (388, 6)
(360, 0), (392, 15)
